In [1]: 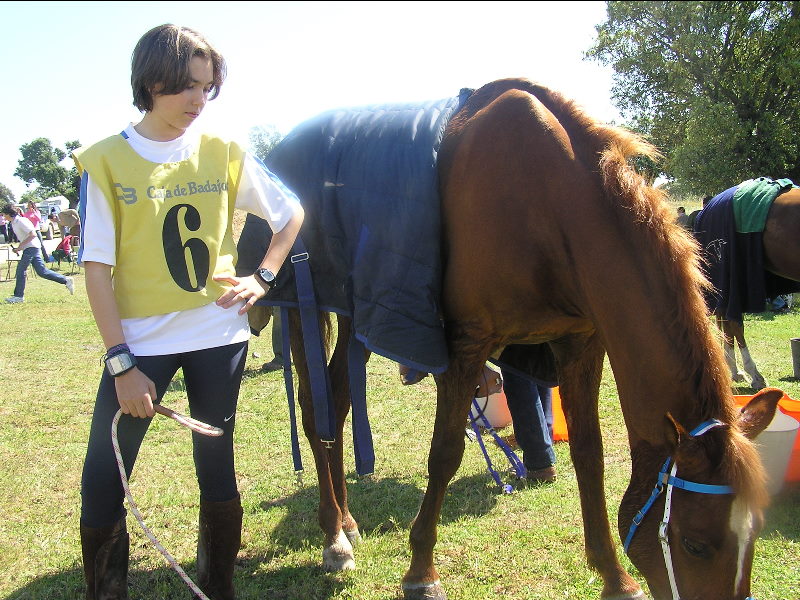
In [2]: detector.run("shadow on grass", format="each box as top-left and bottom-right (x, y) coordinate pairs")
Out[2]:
(746, 310), (780, 323)
(3, 561), (350, 600)
(242, 364), (280, 381)
(257, 472), (502, 555)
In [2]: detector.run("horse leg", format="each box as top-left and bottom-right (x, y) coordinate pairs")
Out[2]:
(402, 349), (487, 600)
(726, 319), (768, 390)
(553, 334), (645, 600)
(327, 315), (366, 545)
(289, 311), (356, 571)
(716, 316), (747, 383)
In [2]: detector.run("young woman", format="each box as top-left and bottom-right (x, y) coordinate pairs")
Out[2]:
(74, 24), (303, 600)
(23, 200), (50, 261)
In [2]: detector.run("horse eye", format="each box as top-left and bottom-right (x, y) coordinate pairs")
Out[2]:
(682, 536), (710, 558)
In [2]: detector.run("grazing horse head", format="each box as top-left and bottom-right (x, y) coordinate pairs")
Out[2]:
(619, 389), (782, 600)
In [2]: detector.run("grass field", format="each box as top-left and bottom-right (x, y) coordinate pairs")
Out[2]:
(0, 264), (797, 600)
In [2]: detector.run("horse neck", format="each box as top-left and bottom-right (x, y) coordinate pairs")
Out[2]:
(578, 220), (735, 446)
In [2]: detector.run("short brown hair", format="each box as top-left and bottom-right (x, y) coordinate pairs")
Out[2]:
(131, 24), (226, 112)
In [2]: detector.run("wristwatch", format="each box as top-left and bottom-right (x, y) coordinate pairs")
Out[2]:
(105, 351), (137, 377)
(256, 268), (276, 289)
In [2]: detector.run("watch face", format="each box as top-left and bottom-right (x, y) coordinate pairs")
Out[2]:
(258, 269), (275, 284)
(107, 352), (135, 376)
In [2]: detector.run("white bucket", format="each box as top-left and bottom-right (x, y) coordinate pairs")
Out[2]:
(754, 409), (800, 495)
(470, 390), (512, 429)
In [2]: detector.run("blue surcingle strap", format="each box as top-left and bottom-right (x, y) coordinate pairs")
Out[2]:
(280, 306), (303, 474)
(347, 329), (374, 475)
(291, 237), (336, 445)
(283, 236), (375, 476)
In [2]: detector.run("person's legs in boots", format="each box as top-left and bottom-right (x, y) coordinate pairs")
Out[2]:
(80, 517), (130, 600)
(197, 495), (243, 600)
(80, 356), (178, 599)
(184, 342), (247, 599)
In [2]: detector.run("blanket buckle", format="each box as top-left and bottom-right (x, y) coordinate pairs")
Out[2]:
(291, 252), (309, 263)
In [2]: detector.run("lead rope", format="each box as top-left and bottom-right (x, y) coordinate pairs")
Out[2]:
(111, 404), (223, 600)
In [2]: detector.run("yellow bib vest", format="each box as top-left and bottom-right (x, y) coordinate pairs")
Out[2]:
(74, 134), (243, 318)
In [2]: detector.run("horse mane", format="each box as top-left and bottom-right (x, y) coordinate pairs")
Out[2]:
(466, 79), (764, 500)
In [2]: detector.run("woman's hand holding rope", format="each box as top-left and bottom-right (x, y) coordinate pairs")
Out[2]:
(114, 368), (157, 418)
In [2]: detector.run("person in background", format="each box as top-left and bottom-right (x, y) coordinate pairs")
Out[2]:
(675, 206), (690, 229)
(0, 212), (12, 243)
(74, 23), (303, 600)
(501, 368), (557, 483)
(2, 202), (74, 303)
(50, 208), (81, 238)
(23, 200), (51, 261)
(687, 195), (711, 231)
(51, 233), (74, 265)
(261, 307), (286, 372)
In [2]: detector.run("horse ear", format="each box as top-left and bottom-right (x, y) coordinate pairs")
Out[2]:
(737, 388), (782, 439)
(664, 412), (689, 450)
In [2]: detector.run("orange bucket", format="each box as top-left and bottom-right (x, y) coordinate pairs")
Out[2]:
(551, 387), (568, 442)
(734, 392), (800, 483)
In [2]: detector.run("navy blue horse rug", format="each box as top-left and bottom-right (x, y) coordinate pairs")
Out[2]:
(237, 92), (472, 374)
(694, 177), (800, 323)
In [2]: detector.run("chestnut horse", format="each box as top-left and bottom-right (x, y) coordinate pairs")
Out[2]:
(702, 186), (800, 389)
(277, 79), (780, 600)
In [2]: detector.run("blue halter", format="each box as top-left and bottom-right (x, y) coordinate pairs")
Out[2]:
(623, 419), (755, 600)
(623, 419), (733, 553)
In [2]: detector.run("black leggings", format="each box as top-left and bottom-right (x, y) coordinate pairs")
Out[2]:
(80, 341), (247, 528)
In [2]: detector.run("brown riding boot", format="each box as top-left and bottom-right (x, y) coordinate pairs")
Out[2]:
(196, 495), (243, 600)
(80, 517), (130, 600)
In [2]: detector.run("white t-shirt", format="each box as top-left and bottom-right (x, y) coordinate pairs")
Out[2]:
(11, 216), (41, 250)
(81, 124), (302, 356)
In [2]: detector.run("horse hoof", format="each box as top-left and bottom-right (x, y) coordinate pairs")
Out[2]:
(402, 580), (446, 600)
(345, 528), (361, 545)
(323, 547), (356, 571)
(750, 376), (768, 390)
(323, 530), (356, 571)
(732, 371), (747, 382)
(601, 592), (648, 600)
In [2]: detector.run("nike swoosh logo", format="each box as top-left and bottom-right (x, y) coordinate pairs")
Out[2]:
(224, 413), (235, 422)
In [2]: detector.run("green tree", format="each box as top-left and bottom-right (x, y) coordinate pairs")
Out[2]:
(0, 182), (14, 204)
(587, 1), (800, 195)
(249, 125), (283, 162)
(14, 138), (82, 206)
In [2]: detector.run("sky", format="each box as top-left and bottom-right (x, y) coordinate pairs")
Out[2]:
(0, 1), (619, 200)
